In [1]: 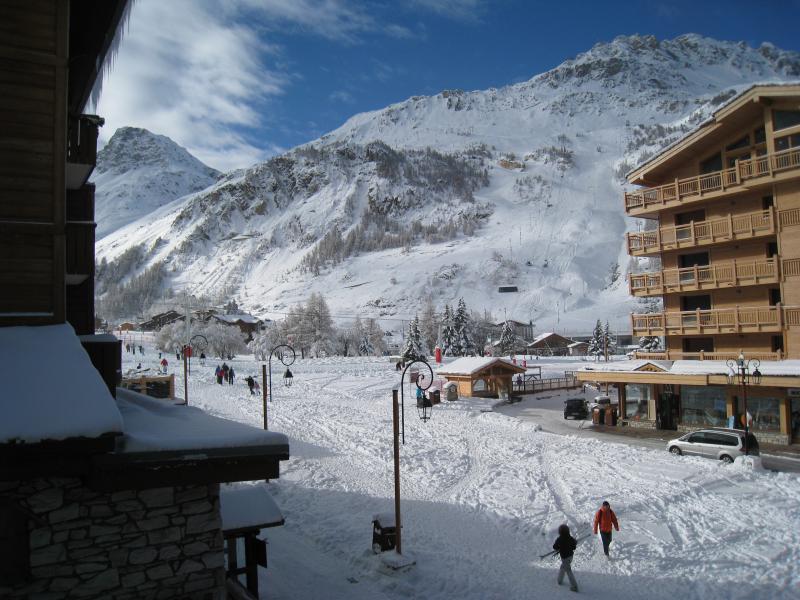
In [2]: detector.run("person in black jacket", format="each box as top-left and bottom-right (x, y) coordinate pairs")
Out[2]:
(553, 523), (579, 592)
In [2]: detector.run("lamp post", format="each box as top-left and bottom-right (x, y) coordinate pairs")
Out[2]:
(393, 359), (434, 556)
(262, 344), (295, 430)
(726, 352), (762, 455)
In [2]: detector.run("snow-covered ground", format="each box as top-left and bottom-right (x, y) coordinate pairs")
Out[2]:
(121, 344), (800, 599)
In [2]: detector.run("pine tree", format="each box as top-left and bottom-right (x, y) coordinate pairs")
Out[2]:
(603, 321), (615, 359)
(499, 320), (516, 355)
(418, 297), (438, 355)
(402, 316), (425, 362)
(453, 298), (474, 356)
(638, 335), (661, 352)
(588, 319), (604, 361)
(441, 304), (457, 356)
(364, 318), (386, 356)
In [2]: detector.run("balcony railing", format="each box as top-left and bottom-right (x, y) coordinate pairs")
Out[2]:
(631, 350), (783, 361)
(629, 258), (779, 296)
(627, 208), (775, 255)
(631, 305), (800, 336)
(625, 146), (800, 214)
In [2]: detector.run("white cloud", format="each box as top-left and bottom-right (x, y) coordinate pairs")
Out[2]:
(410, 0), (484, 21)
(329, 90), (356, 104)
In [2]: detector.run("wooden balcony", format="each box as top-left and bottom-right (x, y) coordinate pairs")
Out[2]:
(631, 305), (800, 337)
(629, 258), (779, 296)
(624, 146), (800, 216)
(627, 208), (777, 256)
(632, 350), (783, 361)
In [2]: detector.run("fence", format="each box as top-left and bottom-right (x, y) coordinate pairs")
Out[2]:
(514, 371), (579, 394)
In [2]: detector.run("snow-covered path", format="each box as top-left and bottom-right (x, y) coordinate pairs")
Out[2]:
(124, 349), (800, 599)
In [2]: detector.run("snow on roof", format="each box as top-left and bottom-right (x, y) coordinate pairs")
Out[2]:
(114, 388), (289, 453)
(531, 332), (556, 344)
(567, 341), (588, 347)
(220, 485), (284, 532)
(437, 357), (523, 375)
(670, 359), (800, 377)
(0, 324), (123, 444)
(579, 359), (673, 373)
(214, 313), (261, 324)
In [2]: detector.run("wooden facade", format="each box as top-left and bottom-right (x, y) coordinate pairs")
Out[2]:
(438, 358), (526, 398)
(625, 85), (800, 359)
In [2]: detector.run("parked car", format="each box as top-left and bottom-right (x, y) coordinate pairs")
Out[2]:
(666, 428), (760, 463)
(563, 398), (589, 420)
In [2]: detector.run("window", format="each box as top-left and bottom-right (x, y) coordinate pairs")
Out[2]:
(472, 379), (486, 392)
(678, 252), (709, 268)
(775, 133), (800, 152)
(762, 196), (774, 210)
(704, 432), (737, 446)
(727, 153), (749, 168)
(769, 289), (781, 306)
(625, 384), (651, 420)
(700, 153), (722, 174)
(754, 126), (766, 144)
(682, 338), (714, 353)
(675, 209), (705, 226)
(680, 386), (727, 427)
(748, 397), (781, 431)
(681, 295), (711, 311)
(772, 335), (784, 353)
(687, 432), (706, 443)
(773, 109), (800, 131)
(725, 135), (750, 152)
(767, 241), (778, 258)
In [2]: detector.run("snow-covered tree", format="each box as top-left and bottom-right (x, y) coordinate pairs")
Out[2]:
(638, 335), (661, 352)
(402, 316), (425, 362)
(499, 320), (516, 355)
(453, 298), (475, 356)
(249, 322), (281, 361)
(364, 318), (386, 356)
(441, 304), (457, 356)
(306, 292), (335, 358)
(603, 321), (616, 358)
(155, 321), (186, 354)
(588, 319), (604, 361)
(202, 322), (248, 359)
(418, 297), (439, 355)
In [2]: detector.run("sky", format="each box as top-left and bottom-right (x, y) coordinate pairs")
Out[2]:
(96, 0), (800, 172)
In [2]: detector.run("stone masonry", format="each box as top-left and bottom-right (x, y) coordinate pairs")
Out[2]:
(0, 478), (226, 599)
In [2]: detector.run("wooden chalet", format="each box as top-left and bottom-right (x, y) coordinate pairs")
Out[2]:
(211, 312), (263, 341)
(527, 332), (575, 356)
(437, 357), (526, 398)
(138, 309), (184, 331)
(0, 3), (291, 598)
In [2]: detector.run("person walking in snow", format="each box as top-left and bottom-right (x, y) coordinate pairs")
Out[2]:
(228, 367), (235, 385)
(200, 352), (206, 366)
(245, 375), (256, 395)
(593, 500), (620, 557)
(222, 363), (230, 383)
(553, 524), (579, 592)
(160, 357), (168, 374)
(215, 365), (223, 385)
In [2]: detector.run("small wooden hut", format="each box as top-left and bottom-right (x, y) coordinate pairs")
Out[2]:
(437, 357), (526, 398)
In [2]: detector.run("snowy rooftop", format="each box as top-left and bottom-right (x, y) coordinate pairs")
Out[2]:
(437, 357), (523, 376)
(579, 360), (672, 373)
(220, 485), (284, 532)
(214, 313), (261, 324)
(530, 332), (557, 345)
(579, 359), (800, 377)
(114, 388), (289, 453)
(0, 324), (123, 444)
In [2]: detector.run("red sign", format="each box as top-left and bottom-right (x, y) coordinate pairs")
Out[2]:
(435, 346), (442, 363)
(184, 345), (193, 357)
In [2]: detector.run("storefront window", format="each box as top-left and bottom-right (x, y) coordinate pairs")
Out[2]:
(625, 384), (650, 420)
(748, 397), (780, 431)
(791, 398), (800, 440)
(680, 386), (727, 427)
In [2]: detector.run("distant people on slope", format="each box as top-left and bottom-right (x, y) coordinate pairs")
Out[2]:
(160, 358), (168, 374)
(245, 376), (256, 395)
(228, 367), (235, 385)
(215, 365), (224, 385)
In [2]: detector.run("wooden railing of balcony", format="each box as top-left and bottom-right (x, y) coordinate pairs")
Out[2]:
(625, 146), (800, 213)
(783, 258), (800, 278)
(629, 258), (779, 296)
(632, 350), (783, 361)
(631, 305), (800, 336)
(627, 209), (775, 255)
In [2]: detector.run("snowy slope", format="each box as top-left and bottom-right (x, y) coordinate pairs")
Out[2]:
(96, 35), (800, 335)
(92, 127), (220, 239)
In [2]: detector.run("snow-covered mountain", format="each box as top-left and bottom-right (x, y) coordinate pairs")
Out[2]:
(91, 127), (220, 239)
(95, 35), (800, 335)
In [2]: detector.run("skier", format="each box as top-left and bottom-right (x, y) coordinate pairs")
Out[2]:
(245, 375), (256, 395)
(593, 500), (620, 557)
(228, 367), (235, 385)
(553, 524), (579, 592)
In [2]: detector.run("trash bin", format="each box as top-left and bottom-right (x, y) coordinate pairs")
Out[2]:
(444, 383), (458, 402)
(430, 389), (441, 404)
(605, 407), (617, 426)
(593, 407), (604, 425)
(372, 513), (397, 553)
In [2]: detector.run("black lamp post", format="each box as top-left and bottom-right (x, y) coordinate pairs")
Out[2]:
(726, 352), (762, 455)
(399, 360), (435, 444)
(261, 344), (295, 431)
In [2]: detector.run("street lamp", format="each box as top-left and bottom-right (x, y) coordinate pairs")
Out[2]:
(260, 344), (295, 430)
(726, 352), (762, 455)
(391, 359), (434, 557)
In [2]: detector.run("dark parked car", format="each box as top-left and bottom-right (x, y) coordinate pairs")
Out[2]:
(564, 398), (589, 420)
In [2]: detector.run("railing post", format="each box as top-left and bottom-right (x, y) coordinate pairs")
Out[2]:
(777, 302), (783, 328)
(727, 214), (733, 241)
(693, 264), (699, 288)
(734, 306), (739, 332)
(699, 350), (704, 361)
(695, 308), (701, 334)
(690, 221), (695, 246)
(675, 178), (680, 201)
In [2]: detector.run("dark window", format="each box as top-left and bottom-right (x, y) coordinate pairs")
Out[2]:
(727, 153), (749, 168)
(762, 196), (774, 210)
(773, 109), (800, 131)
(705, 432), (737, 446)
(681, 295), (711, 311)
(754, 126), (766, 144)
(725, 136), (750, 151)
(700, 153), (722, 174)
(775, 133), (800, 152)
(682, 338), (714, 353)
(675, 209), (706, 226)
(772, 335), (784, 352)
(767, 242), (778, 258)
(769, 288), (781, 306)
(0, 502), (30, 585)
(688, 432), (706, 443)
(678, 252), (709, 268)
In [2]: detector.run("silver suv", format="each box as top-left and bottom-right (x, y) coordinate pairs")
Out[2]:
(666, 428), (760, 463)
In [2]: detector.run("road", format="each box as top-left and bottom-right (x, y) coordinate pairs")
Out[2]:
(496, 389), (800, 474)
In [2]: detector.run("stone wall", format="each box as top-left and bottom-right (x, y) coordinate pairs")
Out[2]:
(0, 478), (226, 599)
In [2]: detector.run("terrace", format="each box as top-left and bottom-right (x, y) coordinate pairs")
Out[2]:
(631, 305), (800, 337)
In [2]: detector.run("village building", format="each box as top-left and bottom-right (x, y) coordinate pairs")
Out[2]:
(490, 319), (535, 343)
(577, 84), (800, 445)
(526, 332), (576, 356)
(567, 341), (590, 356)
(138, 310), (185, 331)
(0, 3), (291, 597)
(210, 312), (263, 341)
(437, 357), (526, 399)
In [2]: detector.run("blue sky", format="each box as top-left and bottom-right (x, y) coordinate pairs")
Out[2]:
(97, 0), (800, 171)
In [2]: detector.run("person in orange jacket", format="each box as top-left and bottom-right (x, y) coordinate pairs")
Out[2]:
(593, 500), (619, 557)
